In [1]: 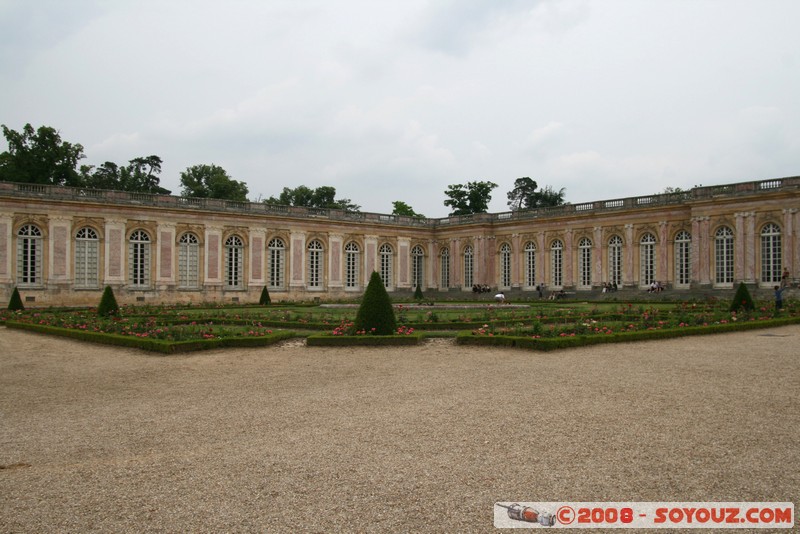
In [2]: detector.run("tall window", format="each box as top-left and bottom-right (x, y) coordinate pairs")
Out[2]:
(674, 231), (691, 288)
(225, 235), (244, 288)
(129, 230), (151, 287)
(379, 244), (393, 288)
(714, 226), (734, 286)
(578, 238), (592, 288)
(550, 239), (563, 288)
(345, 242), (360, 289)
(178, 233), (199, 289)
(524, 242), (536, 288)
(308, 240), (323, 288)
(499, 243), (511, 288)
(17, 224), (42, 287)
(74, 227), (99, 288)
(608, 235), (622, 286)
(411, 245), (424, 289)
(268, 238), (285, 289)
(640, 233), (656, 286)
(440, 247), (450, 289)
(760, 223), (782, 285)
(463, 245), (474, 288)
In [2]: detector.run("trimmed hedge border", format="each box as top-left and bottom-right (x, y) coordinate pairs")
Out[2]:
(306, 333), (423, 347)
(5, 321), (297, 354)
(456, 316), (800, 351)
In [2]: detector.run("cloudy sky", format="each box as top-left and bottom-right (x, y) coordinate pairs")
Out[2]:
(2, 0), (799, 217)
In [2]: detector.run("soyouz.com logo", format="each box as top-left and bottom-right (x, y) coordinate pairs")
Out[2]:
(493, 502), (794, 529)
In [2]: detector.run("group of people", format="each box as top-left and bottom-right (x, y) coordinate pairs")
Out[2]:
(472, 284), (493, 293)
(601, 282), (618, 293)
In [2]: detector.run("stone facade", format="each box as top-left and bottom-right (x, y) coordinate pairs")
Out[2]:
(1, 177), (798, 306)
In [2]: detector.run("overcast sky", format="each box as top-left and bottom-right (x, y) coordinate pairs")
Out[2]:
(2, 0), (799, 217)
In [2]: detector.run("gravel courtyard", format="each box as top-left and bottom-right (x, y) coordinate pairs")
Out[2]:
(1, 326), (798, 532)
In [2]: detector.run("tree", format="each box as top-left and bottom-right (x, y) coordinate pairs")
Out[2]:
(0, 123), (85, 186)
(391, 201), (423, 218)
(443, 180), (498, 215)
(7, 287), (24, 311)
(264, 185), (360, 211)
(97, 286), (120, 316)
(730, 282), (755, 312)
(259, 286), (271, 305)
(180, 164), (248, 201)
(507, 177), (566, 210)
(120, 156), (170, 194)
(80, 156), (171, 194)
(354, 272), (397, 335)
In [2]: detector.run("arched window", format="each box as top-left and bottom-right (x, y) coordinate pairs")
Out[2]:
(307, 240), (324, 288)
(640, 233), (656, 286)
(578, 237), (592, 288)
(714, 226), (734, 286)
(75, 227), (99, 288)
(379, 244), (393, 288)
(550, 239), (563, 288)
(524, 242), (536, 288)
(225, 235), (244, 289)
(268, 238), (285, 289)
(345, 242), (360, 289)
(129, 230), (150, 287)
(178, 233), (199, 289)
(760, 223), (782, 285)
(17, 224), (42, 287)
(499, 243), (511, 288)
(440, 247), (450, 289)
(608, 235), (622, 287)
(411, 245), (424, 289)
(674, 231), (691, 288)
(463, 245), (474, 289)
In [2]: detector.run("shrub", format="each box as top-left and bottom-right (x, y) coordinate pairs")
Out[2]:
(97, 286), (120, 316)
(354, 272), (397, 335)
(414, 285), (424, 301)
(8, 287), (24, 311)
(259, 286), (271, 305)
(730, 282), (755, 312)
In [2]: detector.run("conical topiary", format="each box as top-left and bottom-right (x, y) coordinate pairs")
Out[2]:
(8, 287), (24, 311)
(413, 284), (424, 301)
(259, 286), (271, 305)
(730, 282), (755, 312)
(97, 285), (120, 316)
(354, 272), (397, 335)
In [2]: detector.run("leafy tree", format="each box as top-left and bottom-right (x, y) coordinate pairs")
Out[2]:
(354, 272), (397, 335)
(97, 285), (120, 316)
(180, 164), (248, 201)
(7, 287), (24, 311)
(391, 201), (423, 218)
(0, 123), (85, 186)
(443, 180), (498, 215)
(80, 156), (171, 194)
(507, 177), (566, 210)
(730, 282), (755, 312)
(264, 185), (360, 211)
(120, 156), (170, 194)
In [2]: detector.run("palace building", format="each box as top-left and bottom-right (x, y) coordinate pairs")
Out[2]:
(1, 176), (798, 307)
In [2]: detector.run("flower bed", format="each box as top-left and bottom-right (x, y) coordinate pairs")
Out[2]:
(457, 315), (800, 351)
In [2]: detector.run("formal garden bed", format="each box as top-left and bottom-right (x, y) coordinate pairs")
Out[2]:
(2, 281), (798, 353)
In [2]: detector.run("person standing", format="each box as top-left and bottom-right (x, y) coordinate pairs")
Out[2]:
(774, 285), (787, 312)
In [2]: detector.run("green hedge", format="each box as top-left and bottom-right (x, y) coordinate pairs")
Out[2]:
(306, 333), (423, 347)
(456, 316), (800, 351)
(5, 321), (297, 354)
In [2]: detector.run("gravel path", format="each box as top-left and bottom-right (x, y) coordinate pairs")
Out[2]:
(1, 326), (798, 532)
